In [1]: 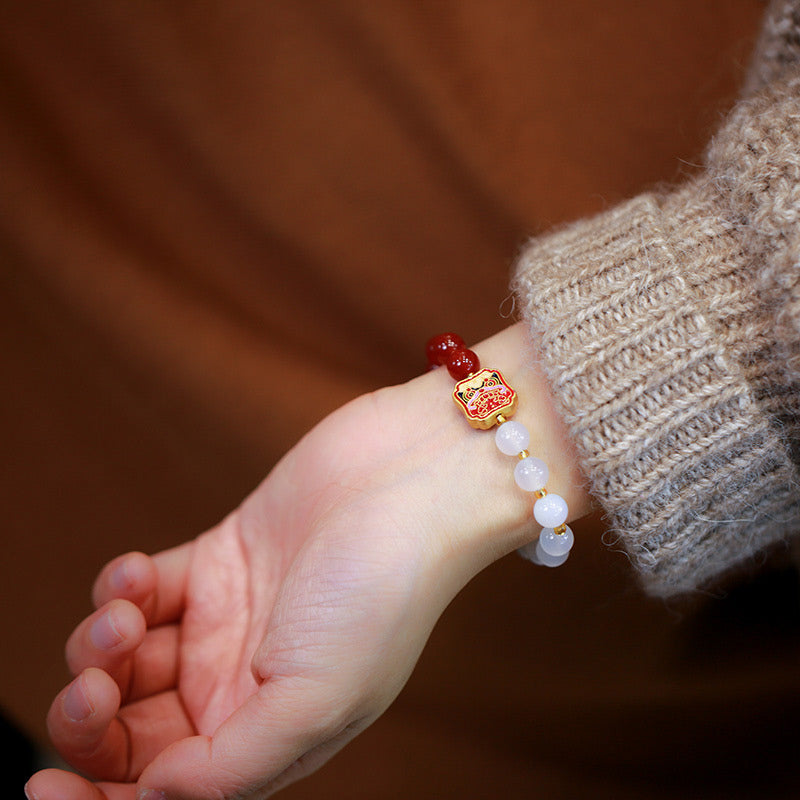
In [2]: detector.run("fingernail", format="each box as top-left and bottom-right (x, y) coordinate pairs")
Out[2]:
(64, 675), (93, 721)
(110, 557), (132, 592)
(137, 790), (167, 800)
(90, 611), (123, 650)
(24, 781), (39, 800)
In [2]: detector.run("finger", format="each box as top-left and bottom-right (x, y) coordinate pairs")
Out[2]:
(137, 677), (361, 799)
(92, 544), (192, 626)
(65, 600), (146, 679)
(125, 624), (180, 702)
(26, 768), (136, 800)
(47, 667), (123, 778)
(48, 668), (195, 783)
(91, 552), (157, 619)
(65, 602), (180, 702)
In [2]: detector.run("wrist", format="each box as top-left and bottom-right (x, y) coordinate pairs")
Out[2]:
(378, 323), (592, 582)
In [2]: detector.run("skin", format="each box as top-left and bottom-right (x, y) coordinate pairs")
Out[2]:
(26, 323), (593, 800)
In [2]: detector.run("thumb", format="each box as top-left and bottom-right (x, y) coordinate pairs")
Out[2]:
(136, 676), (368, 800)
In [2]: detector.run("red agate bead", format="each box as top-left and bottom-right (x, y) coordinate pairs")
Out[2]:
(446, 347), (480, 380)
(426, 332), (465, 367)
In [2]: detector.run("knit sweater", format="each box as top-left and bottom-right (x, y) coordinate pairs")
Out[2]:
(514, 0), (800, 597)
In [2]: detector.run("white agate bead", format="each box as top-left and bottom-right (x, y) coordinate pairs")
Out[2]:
(514, 456), (549, 492)
(495, 420), (530, 456)
(516, 540), (541, 564)
(533, 493), (568, 528)
(538, 525), (574, 557)
(535, 540), (569, 567)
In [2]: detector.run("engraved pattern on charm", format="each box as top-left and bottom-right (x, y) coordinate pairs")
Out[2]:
(452, 368), (518, 429)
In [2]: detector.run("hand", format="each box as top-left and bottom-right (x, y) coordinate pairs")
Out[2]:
(27, 324), (590, 800)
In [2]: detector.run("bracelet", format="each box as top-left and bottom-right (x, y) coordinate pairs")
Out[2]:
(426, 333), (574, 567)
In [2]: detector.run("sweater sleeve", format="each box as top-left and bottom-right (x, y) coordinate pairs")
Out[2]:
(513, 25), (800, 597)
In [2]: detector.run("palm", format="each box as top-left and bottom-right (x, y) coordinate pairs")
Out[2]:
(179, 390), (438, 738)
(36, 388), (463, 799)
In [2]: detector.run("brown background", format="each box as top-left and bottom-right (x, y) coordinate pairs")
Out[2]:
(2, 1), (799, 797)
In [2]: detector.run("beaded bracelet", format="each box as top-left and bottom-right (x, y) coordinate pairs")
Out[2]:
(426, 333), (574, 567)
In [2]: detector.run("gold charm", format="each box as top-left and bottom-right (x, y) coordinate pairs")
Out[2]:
(452, 368), (518, 429)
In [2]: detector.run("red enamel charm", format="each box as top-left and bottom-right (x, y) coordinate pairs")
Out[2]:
(452, 368), (518, 429)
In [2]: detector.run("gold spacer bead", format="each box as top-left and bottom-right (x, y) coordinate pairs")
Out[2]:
(518, 449), (529, 460)
(496, 414), (507, 425)
(554, 524), (567, 535)
(534, 488), (548, 499)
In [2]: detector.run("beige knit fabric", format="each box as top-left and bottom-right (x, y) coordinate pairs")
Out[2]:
(514, 0), (800, 597)
(743, 0), (800, 96)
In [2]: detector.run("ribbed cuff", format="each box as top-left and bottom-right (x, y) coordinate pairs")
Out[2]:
(513, 181), (800, 596)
